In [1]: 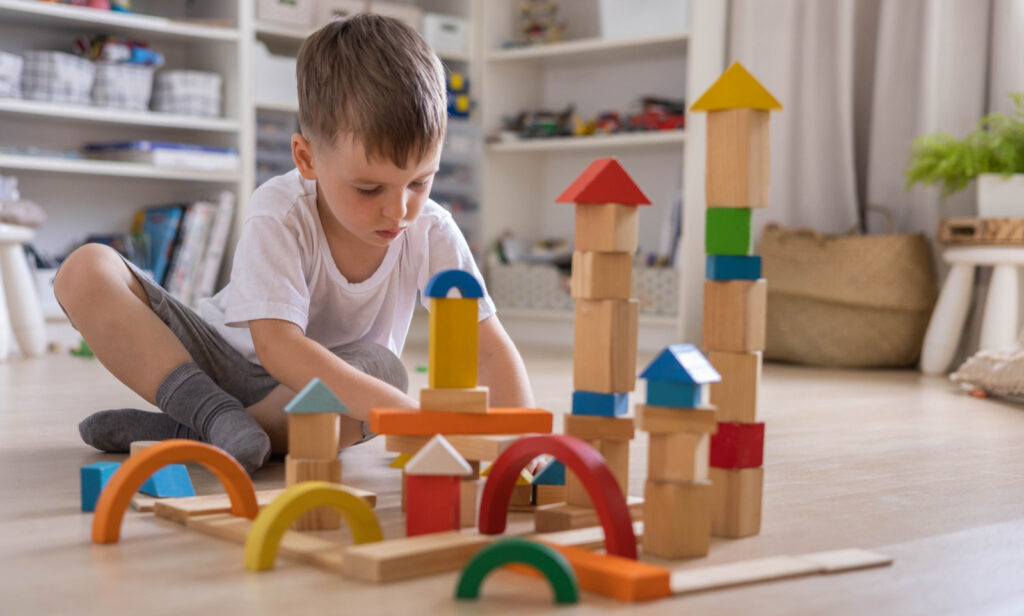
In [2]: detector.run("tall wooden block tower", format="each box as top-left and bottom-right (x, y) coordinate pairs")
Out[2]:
(691, 62), (782, 538)
(636, 344), (721, 558)
(284, 378), (347, 530)
(535, 158), (650, 532)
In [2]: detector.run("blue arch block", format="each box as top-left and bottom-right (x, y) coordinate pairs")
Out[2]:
(647, 380), (702, 408)
(81, 461), (121, 512)
(571, 391), (629, 416)
(706, 255), (762, 281)
(425, 269), (484, 299)
(139, 464), (195, 498)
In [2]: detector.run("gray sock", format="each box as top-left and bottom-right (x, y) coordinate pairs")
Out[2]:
(79, 409), (199, 453)
(156, 361), (271, 474)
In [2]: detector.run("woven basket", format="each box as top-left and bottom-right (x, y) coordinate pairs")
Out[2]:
(759, 221), (937, 367)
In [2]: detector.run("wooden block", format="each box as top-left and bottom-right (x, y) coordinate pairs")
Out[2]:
(706, 108), (770, 208)
(938, 217), (1024, 245)
(565, 468), (591, 508)
(710, 422), (765, 469)
(405, 435), (473, 476)
(571, 390), (629, 416)
(573, 299), (638, 393)
(710, 466), (763, 538)
(564, 415), (635, 441)
(130, 493), (157, 513)
(187, 513), (343, 573)
(406, 474), (461, 536)
(706, 254), (762, 280)
(531, 542), (672, 602)
(370, 407), (552, 436)
(533, 484), (566, 507)
(129, 441), (158, 456)
(801, 548), (894, 573)
(285, 456), (342, 531)
(642, 479), (712, 559)
(429, 297), (478, 388)
(419, 386), (489, 413)
(510, 483), (532, 507)
(385, 434), (521, 461)
(601, 439), (630, 496)
(708, 350), (761, 423)
(288, 413), (340, 459)
(702, 279), (767, 352)
(533, 497), (644, 532)
(648, 432), (709, 482)
(529, 520), (644, 551)
(460, 478), (478, 527)
(646, 380), (702, 408)
(635, 404), (717, 435)
(340, 531), (491, 583)
(574, 203), (639, 252)
(154, 487), (377, 525)
(80, 462), (120, 512)
(570, 251), (633, 299)
(705, 207), (753, 255)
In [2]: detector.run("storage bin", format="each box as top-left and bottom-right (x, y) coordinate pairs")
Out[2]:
(317, 0), (367, 26)
(257, 0), (315, 27)
(21, 51), (95, 105)
(152, 70), (221, 117)
(92, 63), (153, 111)
(423, 13), (469, 56)
(598, 0), (689, 40)
(0, 51), (22, 98)
(252, 41), (298, 110)
(369, 1), (422, 31)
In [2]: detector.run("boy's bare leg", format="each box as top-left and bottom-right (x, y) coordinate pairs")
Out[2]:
(247, 384), (368, 455)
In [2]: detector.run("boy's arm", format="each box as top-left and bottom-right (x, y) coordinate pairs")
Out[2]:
(477, 315), (535, 408)
(250, 318), (417, 422)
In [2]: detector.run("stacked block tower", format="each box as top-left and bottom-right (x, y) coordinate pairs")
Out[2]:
(636, 344), (721, 558)
(284, 378), (348, 530)
(690, 62), (782, 537)
(405, 434), (473, 537)
(536, 158), (650, 532)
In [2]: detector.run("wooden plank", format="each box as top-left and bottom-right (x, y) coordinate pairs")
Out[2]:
(535, 542), (672, 602)
(802, 548), (893, 573)
(570, 250), (634, 299)
(635, 404), (718, 435)
(529, 521), (644, 551)
(533, 496), (644, 532)
(130, 493), (157, 512)
(340, 531), (492, 583)
(419, 387), (489, 414)
(384, 434), (522, 461)
(370, 408), (552, 436)
(186, 514), (344, 572)
(154, 487), (377, 525)
(573, 298), (639, 393)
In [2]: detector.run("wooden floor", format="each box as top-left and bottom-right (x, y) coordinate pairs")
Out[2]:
(3, 343), (1024, 614)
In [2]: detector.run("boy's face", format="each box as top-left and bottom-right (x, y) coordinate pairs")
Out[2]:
(293, 131), (441, 249)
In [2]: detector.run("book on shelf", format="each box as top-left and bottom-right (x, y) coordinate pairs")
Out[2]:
(82, 140), (239, 171)
(190, 191), (235, 306)
(136, 204), (187, 286)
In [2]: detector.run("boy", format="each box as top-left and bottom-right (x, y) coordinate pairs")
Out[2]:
(55, 15), (534, 474)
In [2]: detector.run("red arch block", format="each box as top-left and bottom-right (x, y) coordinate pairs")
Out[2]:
(92, 440), (258, 544)
(478, 434), (637, 560)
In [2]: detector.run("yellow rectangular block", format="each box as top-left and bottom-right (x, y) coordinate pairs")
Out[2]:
(285, 456), (342, 531)
(575, 203), (639, 252)
(419, 386), (489, 413)
(648, 432), (709, 482)
(702, 279), (767, 353)
(711, 466), (763, 538)
(570, 251), (633, 299)
(709, 351), (761, 423)
(429, 297), (478, 388)
(635, 404), (717, 435)
(573, 299), (638, 393)
(706, 108), (770, 208)
(642, 479), (712, 559)
(288, 413), (340, 459)
(564, 414), (635, 442)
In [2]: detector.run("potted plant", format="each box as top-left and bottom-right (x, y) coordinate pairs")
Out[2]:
(905, 92), (1024, 217)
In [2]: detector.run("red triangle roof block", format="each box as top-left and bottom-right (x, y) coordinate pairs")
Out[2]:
(555, 158), (652, 206)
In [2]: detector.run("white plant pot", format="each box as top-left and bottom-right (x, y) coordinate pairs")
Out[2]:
(977, 173), (1024, 218)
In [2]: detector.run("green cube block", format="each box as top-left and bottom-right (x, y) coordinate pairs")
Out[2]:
(706, 208), (752, 255)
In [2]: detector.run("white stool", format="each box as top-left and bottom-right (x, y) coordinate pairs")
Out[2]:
(0, 223), (46, 360)
(920, 246), (1024, 374)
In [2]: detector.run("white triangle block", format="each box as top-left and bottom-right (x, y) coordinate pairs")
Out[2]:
(405, 435), (473, 477)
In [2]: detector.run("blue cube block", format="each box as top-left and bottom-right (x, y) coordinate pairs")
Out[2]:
(706, 255), (762, 281)
(81, 462), (121, 512)
(646, 380), (702, 408)
(138, 464), (195, 498)
(571, 391), (629, 416)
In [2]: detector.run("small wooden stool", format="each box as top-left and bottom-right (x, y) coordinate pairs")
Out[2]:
(0, 223), (46, 360)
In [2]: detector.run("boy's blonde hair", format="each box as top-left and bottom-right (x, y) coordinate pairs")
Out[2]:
(296, 14), (447, 167)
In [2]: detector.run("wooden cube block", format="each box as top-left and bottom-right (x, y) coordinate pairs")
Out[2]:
(534, 498), (645, 532)
(419, 387), (489, 413)
(600, 439), (630, 497)
(705, 208), (753, 255)
(708, 351), (761, 423)
(571, 390), (630, 416)
(575, 203), (638, 252)
(566, 461), (593, 507)
(428, 297), (478, 388)
(534, 484), (566, 506)
(702, 279), (766, 352)
(460, 478), (477, 527)
(710, 422), (765, 469)
(511, 483), (533, 507)
(285, 455), (342, 530)
(573, 299), (638, 393)
(635, 404), (717, 435)
(570, 251), (633, 299)
(648, 432), (709, 482)
(710, 466), (763, 538)
(288, 413), (340, 459)
(564, 414), (635, 441)
(706, 108), (770, 208)
(642, 479), (712, 558)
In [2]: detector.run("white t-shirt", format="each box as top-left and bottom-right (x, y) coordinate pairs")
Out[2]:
(198, 169), (495, 365)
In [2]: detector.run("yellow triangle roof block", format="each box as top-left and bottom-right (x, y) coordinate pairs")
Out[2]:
(690, 62), (782, 112)
(481, 463), (533, 485)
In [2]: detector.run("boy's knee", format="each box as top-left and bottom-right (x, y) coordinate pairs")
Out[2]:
(54, 243), (118, 304)
(330, 341), (409, 394)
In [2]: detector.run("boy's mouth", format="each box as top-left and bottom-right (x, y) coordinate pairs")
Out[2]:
(375, 227), (404, 239)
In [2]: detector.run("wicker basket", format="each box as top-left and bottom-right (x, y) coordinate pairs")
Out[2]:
(759, 222), (937, 367)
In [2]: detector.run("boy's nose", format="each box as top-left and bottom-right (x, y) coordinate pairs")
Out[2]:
(383, 194), (408, 221)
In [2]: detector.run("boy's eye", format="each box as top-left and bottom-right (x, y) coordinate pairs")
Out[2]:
(356, 186), (382, 196)
(410, 180), (429, 189)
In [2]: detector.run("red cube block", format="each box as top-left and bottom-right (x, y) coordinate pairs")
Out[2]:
(710, 422), (764, 469)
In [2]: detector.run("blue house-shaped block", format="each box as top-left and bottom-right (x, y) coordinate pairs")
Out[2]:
(81, 461), (121, 512)
(640, 344), (721, 409)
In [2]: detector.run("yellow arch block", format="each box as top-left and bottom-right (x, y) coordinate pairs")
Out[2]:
(429, 297), (478, 388)
(243, 481), (383, 571)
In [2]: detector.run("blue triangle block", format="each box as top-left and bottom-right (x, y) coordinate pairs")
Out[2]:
(533, 459), (566, 486)
(647, 380), (702, 408)
(138, 464), (195, 498)
(572, 391), (629, 416)
(706, 255), (762, 280)
(81, 461), (121, 512)
(285, 378), (348, 414)
(640, 344), (721, 384)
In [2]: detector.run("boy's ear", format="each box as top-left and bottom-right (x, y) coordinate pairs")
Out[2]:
(292, 133), (317, 180)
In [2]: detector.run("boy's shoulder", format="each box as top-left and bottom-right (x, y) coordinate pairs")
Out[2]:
(246, 169), (316, 222)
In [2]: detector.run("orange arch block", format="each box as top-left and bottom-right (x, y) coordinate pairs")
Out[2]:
(91, 440), (258, 544)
